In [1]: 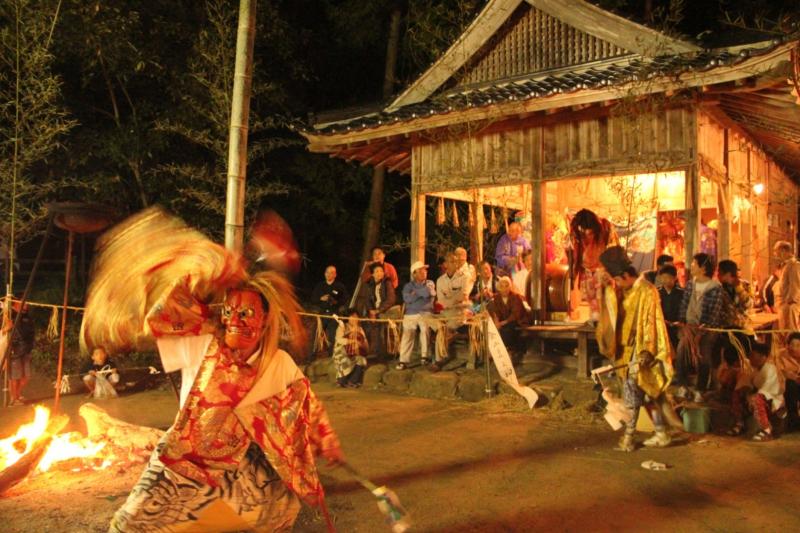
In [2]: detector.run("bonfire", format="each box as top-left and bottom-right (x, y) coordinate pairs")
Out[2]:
(0, 404), (164, 495)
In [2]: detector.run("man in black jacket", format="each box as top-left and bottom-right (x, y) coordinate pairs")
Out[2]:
(310, 265), (349, 356)
(658, 264), (683, 351)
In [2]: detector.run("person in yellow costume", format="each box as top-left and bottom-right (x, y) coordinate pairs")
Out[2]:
(596, 246), (674, 452)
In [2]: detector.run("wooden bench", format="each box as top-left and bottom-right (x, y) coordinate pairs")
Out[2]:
(521, 323), (597, 379)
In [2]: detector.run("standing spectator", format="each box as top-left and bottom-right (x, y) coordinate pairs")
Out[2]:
(727, 342), (784, 441)
(361, 263), (396, 357)
(774, 241), (800, 332)
(397, 261), (436, 370)
(645, 254), (674, 286)
(658, 264), (684, 351)
(331, 310), (368, 388)
(761, 265), (782, 313)
(778, 332), (800, 431)
(513, 250), (533, 298)
(360, 246), (399, 291)
(674, 253), (727, 402)
(488, 277), (526, 360)
(310, 265), (349, 356)
(6, 301), (35, 406)
(472, 260), (497, 308)
(83, 346), (120, 398)
(718, 260), (752, 330)
(495, 222), (531, 277)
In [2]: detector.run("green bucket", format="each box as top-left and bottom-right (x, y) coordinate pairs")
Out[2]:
(682, 407), (711, 433)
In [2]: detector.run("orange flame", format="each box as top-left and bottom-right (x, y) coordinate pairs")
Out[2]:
(0, 405), (109, 474)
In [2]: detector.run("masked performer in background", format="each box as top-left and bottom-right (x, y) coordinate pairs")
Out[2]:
(81, 208), (342, 532)
(596, 246), (675, 452)
(570, 209), (618, 322)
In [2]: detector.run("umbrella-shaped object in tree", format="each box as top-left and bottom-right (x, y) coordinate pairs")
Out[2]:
(48, 203), (115, 411)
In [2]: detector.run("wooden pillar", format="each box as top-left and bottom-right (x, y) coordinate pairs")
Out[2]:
(741, 148), (753, 282)
(410, 192), (426, 266)
(685, 164), (700, 266)
(529, 179), (546, 322)
(717, 181), (731, 260)
(717, 129), (731, 260)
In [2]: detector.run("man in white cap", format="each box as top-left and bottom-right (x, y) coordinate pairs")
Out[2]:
(397, 261), (436, 370)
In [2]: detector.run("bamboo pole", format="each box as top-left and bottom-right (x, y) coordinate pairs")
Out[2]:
(224, 0), (257, 252)
(53, 231), (74, 413)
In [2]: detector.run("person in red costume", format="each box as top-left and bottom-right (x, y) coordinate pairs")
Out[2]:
(81, 208), (343, 533)
(569, 209), (618, 322)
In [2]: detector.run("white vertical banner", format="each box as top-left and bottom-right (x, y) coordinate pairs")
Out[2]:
(485, 320), (539, 408)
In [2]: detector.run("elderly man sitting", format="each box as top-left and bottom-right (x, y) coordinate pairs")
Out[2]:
(397, 261), (436, 370)
(487, 276), (527, 361)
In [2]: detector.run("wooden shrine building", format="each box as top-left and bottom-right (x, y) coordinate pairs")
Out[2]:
(301, 0), (800, 320)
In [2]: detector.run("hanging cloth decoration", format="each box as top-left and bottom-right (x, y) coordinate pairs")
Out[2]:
(476, 204), (486, 231)
(47, 307), (60, 341)
(385, 319), (401, 354)
(490, 208), (499, 234)
(502, 207), (509, 233)
(451, 201), (460, 228)
(312, 316), (327, 354)
(436, 196), (446, 225)
(468, 203), (475, 227)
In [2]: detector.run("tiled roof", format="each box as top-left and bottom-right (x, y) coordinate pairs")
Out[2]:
(303, 40), (784, 136)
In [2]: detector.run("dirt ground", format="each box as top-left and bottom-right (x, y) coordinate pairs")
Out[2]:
(1, 382), (799, 533)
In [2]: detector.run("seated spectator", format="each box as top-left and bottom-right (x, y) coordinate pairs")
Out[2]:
(471, 260), (497, 309)
(488, 276), (526, 360)
(83, 347), (120, 398)
(658, 264), (683, 351)
(397, 261), (436, 371)
(331, 310), (368, 388)
(728, 342), (785, 441)
(454, 247), (476, 289)
(310, 265), (349, 356)
(360, 263), (396, 357)
(495, 222), (531, 277)
(778, 332), (800, 431)
(360, 246), (399, 291)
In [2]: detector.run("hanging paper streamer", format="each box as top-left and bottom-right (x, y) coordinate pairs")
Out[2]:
(435, 321), (449, 361)
(477, 204), (486, 230)
(47, 307), (60, 341)
(436, 197), (446, 225)
(451, 201), (460, 228)
(490, 208), (499, 234)
(502, 207), (509, 233)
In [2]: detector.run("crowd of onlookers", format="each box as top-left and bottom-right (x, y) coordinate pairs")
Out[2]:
(308, 225), (536, 386)
(649, 241), (800, 440)
(308, 232), (800, 439)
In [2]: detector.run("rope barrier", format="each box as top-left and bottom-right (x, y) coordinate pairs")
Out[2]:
(5, 297), (794, 337)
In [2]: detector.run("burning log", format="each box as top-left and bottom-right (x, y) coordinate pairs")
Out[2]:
(0, 411), (68, 495)
(79, 403), (164, 456)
